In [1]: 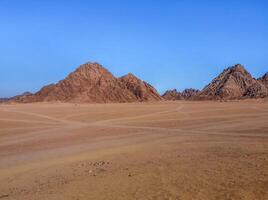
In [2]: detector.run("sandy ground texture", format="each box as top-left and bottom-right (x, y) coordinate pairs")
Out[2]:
(0, 101), (267, 200)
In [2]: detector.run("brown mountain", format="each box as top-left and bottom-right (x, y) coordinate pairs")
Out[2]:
(12, 62), (162, 103)
(9, 62), (268, 103)
(258, 72), (268, 87)
(197, 64), (268, 100)
(11, 91), (32, 100)
(181, 88), (200, 100)
(0, 98), (9, 103)
(162, 88), (200, 100)
(119, 73), (162, 101)
(162, 89), (183, 100)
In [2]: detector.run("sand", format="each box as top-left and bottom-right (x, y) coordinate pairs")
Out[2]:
(0, 101), (267, 200)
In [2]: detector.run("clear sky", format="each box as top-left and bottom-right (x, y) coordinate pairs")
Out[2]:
(0, 0), (268, 97)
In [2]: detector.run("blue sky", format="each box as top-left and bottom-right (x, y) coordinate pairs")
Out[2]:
(0, 0), (268, 97)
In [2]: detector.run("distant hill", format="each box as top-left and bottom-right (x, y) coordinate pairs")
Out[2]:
(119, 73), (162, 101)
(162, 89), (200, 100)
(9, 63), (268, 103)
(258, 72), (268, 87)
(11, 62), (162, 103)
(197, 64), (268, 100)
(1, 92), (32, 103)
(0, 98), (9, 102)
(163, 64), (268, 101)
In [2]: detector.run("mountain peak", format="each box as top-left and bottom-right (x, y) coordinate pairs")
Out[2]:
(162, 89), (182, 100)
(121, 73), (137, 79)
(162, 88), (199, 100)
(233, 63), (244, 69)
(119, 73), (162, 101)
(224, 64), (248, 75)
(11, 62), (162, 103)
(261, 72), (268, 79)
(259, 72), (268, 87)
(198, 64), (268, 99)
(126, 72), (135, 77)
(75, 62), (109, 73)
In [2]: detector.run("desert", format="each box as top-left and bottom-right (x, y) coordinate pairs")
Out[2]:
(0, 100), (267, 200)
(1, 1), (268, 199)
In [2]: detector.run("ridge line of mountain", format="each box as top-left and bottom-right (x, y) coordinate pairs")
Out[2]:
(2, 62), (267, 103)
(163, 64), (268, 100)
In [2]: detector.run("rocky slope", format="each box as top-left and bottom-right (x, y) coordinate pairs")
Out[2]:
(12, 62), (162, 103)
(258, 72), (268, 87)
(119, 73), (162, 101)
(181, 88), (200, 100)
(162, 88), (200, 100)
(197, 64), (268, 100)
(163, 64), (268, 101)
(8, 63), (268, 103)
(11, 92), (32, 101)
(0, 98), (9, 103)
(162, 89), (183, 100)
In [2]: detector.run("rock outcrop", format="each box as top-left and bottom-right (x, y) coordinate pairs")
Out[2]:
(181, 88), (200, 100)
(196, 64), (268, 100)
(162, 89), (183, 100)
(12, 62), (162, 103)
(119, 73), (162, 101)
(162, 88), (200, 100)
(163, 64), (268, 101)
(0, 98), (9, 103)
(8, 63), (268, 103)
(258, 72), (268, 87)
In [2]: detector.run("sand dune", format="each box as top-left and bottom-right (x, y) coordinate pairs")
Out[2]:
(0, 101), (267, 200)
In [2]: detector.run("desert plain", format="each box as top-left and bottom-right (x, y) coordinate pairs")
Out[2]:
(0, 100), (267, 200)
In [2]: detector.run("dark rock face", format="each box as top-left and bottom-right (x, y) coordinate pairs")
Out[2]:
(197, 64), (268, 100)
(12, 62), (162, 103)
(258, 72), (268, 87)
(8, 92), (32, 102)
(119, 73), (162, 101)
(8, 63), (268, 103)
(0, 98), (9, 103)
(162, 88), (200, 100)
(162, 89), (183, 100)
(11, 91), (32, 100)
(181, 89), (200, 100)
(31, 62), (138, 103)
(163, 64), (268, 101)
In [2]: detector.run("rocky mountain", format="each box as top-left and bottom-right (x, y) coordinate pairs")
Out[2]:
(119, 73), (162, 101)
(197, 64), (268, 100)
(8, 63), (268, 103)
(163, 64), (268, 101)
(258, 72), (268, 87)
(12, 62), (162, 103)
(1, 92), (32, 103)
(162, 89), (183, 100)
(0, 98), (9, 103)
(162, 88), (200, 100)
(11, 91), (32, 100)
(181, 88), (200, 99)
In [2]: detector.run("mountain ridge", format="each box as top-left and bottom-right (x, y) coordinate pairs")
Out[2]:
(5, 63), (268, 103)
(11, 62), (162, 103)
(163, 64), (268, 101)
